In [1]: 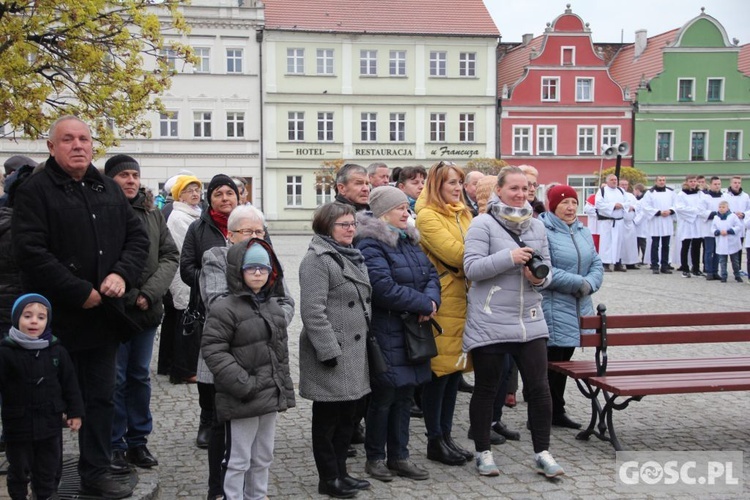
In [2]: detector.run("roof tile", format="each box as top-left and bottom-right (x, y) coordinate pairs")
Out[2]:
(609, 29), (680, 101)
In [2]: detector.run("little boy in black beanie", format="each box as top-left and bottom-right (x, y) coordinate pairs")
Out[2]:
(0, 294), (84, 500)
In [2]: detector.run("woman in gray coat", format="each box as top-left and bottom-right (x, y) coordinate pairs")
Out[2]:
(463, 166), (564, 479)
(299, 202), (372, 499)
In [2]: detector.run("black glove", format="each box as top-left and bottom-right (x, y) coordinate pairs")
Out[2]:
(321, 357), (338, 368)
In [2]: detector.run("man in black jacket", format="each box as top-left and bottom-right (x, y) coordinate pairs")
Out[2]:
(11, 116), (149, 498)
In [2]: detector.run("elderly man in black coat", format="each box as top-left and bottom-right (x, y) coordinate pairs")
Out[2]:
(11, 116), (149, 499)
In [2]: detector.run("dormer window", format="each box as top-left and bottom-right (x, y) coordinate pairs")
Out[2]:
(561, 47), (575, 66)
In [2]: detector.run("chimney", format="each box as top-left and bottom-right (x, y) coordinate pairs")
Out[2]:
(522, 33), (533, 45)
(634, 29), (647, 58)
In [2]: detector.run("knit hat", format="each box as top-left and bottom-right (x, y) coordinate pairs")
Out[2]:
(242, 242), (271, 270)
(547, 184), (579, 214)
(104, 154), (140, 178)
(171, 175), (202, 200)
(4, 155), (36, 175)
(207, 174), (240, 203)
(11, 294), (52, 329)
(369, 186), (408, 219)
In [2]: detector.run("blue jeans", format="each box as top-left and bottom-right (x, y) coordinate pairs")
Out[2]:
(364, 385), (414, 461)
(112, 327), (156, 450)
(421, 372), (461, 439)
(718, 252), (741, 280)
(704, 237), (718, 275)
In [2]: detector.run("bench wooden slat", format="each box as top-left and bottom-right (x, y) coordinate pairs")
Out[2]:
(589, 371), (750, 396)
(578, 329), (750, 348)
(549, 356), (750, 378)
(580, 311), (750, 330)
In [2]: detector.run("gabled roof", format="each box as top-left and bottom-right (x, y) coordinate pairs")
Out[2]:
(263, 0), (499, 37)
(739, 44), (750, 76)
(497, 36), (545, 96)
(608, 29), (680, 102)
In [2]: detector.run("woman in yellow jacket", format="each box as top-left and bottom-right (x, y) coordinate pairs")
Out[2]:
(414, 161), (474, 467)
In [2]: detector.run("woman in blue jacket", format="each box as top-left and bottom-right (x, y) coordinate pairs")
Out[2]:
(539, 185), (604, 430)
(356, 186), (441, 483)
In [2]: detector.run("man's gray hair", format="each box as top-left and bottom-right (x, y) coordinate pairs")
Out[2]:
(228, 205), (265, 230)
(367, 162), (388, 175)
(336, 163), (367, 186)
(48, 115), (89, 141)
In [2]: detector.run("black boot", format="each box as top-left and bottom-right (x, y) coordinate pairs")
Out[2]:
(318, 478), (357, 498)
(443, 434), (473, 462)
(426, 436), (466, 466)
(457, 376), (474, 393)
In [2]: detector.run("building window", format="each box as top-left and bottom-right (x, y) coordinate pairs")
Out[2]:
(707, 78), (723, 102)
(602, 127), (620, 148)
(513, 126), (531, 154)
(317, 112), (333, 142)
(288, 112), (304, 141)
(194, 47), (210, 73)
(287, 48), (304, 74)
(725, 132), (740, 160)
(193, 112), (212, 138)
(361, 112), (377, 142)
(160, 112), (178, 138)
(537, 126), (556, 155)
(430, 51), (446, 77)
(568, 176), (599, 215)
(691, 131), (706, 161)
(286, 176), (302, 207)
(678, 79), (694, 101)
(360, 50), (377, 76)
(657, 132), (672, 161)
(389, 50), (406, 76)
(459, 113), (474, 143)
(542, 77), (559, 101)
(161, 49), (178, 71)
(576, 78), (594, 102)
(226, 49), (243, 73)
(578, 126), (596, 155)
(562, 47), (575, 65)
(430, 113), (446, 142)
(459, 52), (476, 77)
(317, 49), (334, 75)
(389, 113), (405, 142)
(226, 112), (245, 138)
(316, 175), (336, 206)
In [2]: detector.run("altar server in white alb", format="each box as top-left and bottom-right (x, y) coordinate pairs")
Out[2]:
(617, 179), (639, 269)
(594, 174), (628, 272)
(641, 176), (676, 274)
(723, 176), (750, 268)
(701, 176), (725, 281)
(674, 175), (705, 278)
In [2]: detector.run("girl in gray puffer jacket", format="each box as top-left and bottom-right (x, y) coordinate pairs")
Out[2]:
(201, 239), (295, 500)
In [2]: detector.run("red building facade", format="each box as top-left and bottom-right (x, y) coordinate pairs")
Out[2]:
(497, 6), (633, 207)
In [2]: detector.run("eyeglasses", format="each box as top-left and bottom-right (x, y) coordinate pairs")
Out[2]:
(434, 161), (456, 170)
(529, 182), (539, 188)
(182, 186), (202, 195)
(333, 221), (358, 230)
(243, 265), (271, 275)
(234, 229), (266, 237)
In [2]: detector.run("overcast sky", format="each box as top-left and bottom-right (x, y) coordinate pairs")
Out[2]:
(483, 0), (749, 45)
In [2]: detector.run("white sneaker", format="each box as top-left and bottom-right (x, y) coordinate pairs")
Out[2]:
(475, 450), (500, 476)
(535, 450), (565, 478)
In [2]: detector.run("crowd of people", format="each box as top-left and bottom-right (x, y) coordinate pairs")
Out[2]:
(0, 115), (747, 500)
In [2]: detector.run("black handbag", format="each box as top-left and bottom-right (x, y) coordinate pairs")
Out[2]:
(182, 271), (205, 336)
(354, 286), (388, 376)
(401, 313), (442, 364)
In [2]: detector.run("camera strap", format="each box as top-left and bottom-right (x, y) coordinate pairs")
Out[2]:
(489, 213), (527, 248)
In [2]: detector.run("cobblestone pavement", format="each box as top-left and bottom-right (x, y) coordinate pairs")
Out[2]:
(5, 235), (750, 499)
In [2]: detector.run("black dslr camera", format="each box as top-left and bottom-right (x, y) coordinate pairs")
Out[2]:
(526, 252), (549, 279)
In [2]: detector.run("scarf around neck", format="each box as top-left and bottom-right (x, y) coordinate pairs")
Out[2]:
(8, 326), (50, 350)
(209, 208), (229, 237)
(490, 200), (534, 234)
(320, 235), (365, 266)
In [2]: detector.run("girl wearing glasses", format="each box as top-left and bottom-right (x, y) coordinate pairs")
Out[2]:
(414, 161), (474, 467)
(202, 239), (295, 500)
(463, 166), (564, 478)
(299, 202), (372, 498)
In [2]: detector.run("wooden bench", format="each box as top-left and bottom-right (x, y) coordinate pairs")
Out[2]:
(548, 305), (750, 451)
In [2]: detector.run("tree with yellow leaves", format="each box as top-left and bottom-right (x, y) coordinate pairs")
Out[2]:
(0, 0), (191, 149)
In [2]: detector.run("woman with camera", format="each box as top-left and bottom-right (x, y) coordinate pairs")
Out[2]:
(539, 185), (603, 429)
(463, 166), (564, 478)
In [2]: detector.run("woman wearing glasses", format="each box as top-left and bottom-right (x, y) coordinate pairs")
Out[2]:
(166, 175), (203, 384)
(299, 202), (373, 498)
(414, 161), (474, 467)
(463, 166), (564, 478)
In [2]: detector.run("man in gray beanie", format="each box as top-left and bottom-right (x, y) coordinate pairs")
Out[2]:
(4, 155), (36, 176)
